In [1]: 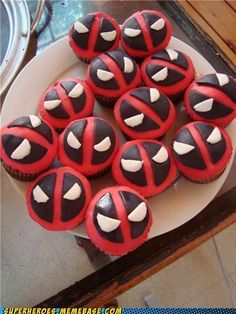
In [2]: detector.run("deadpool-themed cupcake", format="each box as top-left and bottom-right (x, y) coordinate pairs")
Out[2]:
(172, 121), (232, 183)
(58, 117), (119, 177)
(86, 186), (152, 255)
(121, 10), (172, 60)
(184, 73), (236, 126)
(112, 140), (177, 198)
(38, 79), (95, 132)
(86, 49), (141, 107)
(141, 49), (195, 99)
(69, 12), (120, 63)
(26, 167), (92, 231)
(114, 87), (176, 140)
(0, 115), (58, 181)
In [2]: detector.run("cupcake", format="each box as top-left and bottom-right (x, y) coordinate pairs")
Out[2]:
(171, 121), (232, 183)
(0, 115), (58, 181)
(38, 78), (95, 132)
(112, 140), (177, 198)
(68, 12), (120, 63)
(114, 87), (176, 140)
(121, 10), (172, 60)
(85, 49), (141, 107)
(58, 117), (119, 177)
(26, 167), (91, 231)
(141, 49), (195, 99)
(184, 73), (236, 126)
(85, 186), (152, 255)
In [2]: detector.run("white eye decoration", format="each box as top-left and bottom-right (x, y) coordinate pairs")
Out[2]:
(63, 183), (81, 200)
(128, 202), (147, 222)
(97, 213), (121, 232)
(152, 146), (168, 163)
(74, 21), (89, 33)
(124, 28), (141, 37)
(33, 185), (49, 203)
(173, 141), (195, 155)
(216, 73), (229, 86)
(207, 127), (222, 144)
(67, 131), (81, 149)
(121, 159), (143, 172)
(150, 88), (160, 103)
(44, 99), (61, 111)
(166, 49), (179, 61)
(97, 69), (114, 81)
(11, 139), (31, 160)
(94, 137), (111, 152)
(29, 115), (41, 128)
(100, 30), (117, 41)
(151, 67), (168, 82)
(123, 57), (134, 73)
(194, 98), (213, 112)
(68, 83), (84, 98)
(124, 113), (144, 127)
(150, 18), (165, 31)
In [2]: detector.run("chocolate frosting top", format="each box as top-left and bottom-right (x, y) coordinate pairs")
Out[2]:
(95, 17), (117, 52)
(122, 16), (147, 51)
(45, 88), (70, 119)
(146, 64), (185, 85)
(142, 12), (167, 47)
(151, 50), (188, 70)
(72, 14), (95, 50)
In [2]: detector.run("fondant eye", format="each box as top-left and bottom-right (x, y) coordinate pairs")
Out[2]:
(97, 213), (121, 232)
(124, 28), (141, 37)
(44, 99), (61, 110)
(128, 202), (147, 222)
(166, 49), (179, 61)
(124, 113), (144, 127)
(216, 73), (229, 86)
(67, 131), (81, 149)
(94, 136), (111, 152)
(97, 69), (114, 81)
(11, 139), (31, 160)
(151, 67), (168, 82)
(207, 127), (222, 144)
(29, 115), (41, 128)
(68, 83), (84, 98)
(74, 20), (89, 33)
(150, 88), (160, 103)
(121, 159), (143, 172)
(152, 146), (168, 163)
(63, 183), (81, 200)
(123, 57), (134, 73)
(194, 98), (213, 112)
(100, 30), (117, 41)
(150, 18), (165, 31)
(33, 185), (49, 203)
(173, 141), (195, 155)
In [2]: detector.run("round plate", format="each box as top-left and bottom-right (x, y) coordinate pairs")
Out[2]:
(1, 36), (235, 239)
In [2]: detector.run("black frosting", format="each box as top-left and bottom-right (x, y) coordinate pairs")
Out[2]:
(72, 14), (95, 50)
(119, 191), (149, 239)
(60, 81), (86, 113)
(2, 135), (47, 164)
(194, 123), (226, 164)
(173, 127), (206, 169)
(142, 13), (167, 47)
(189, 90), (233, 119)
(95, 17), (117, 52)
(197, 74), (236, 102)
(142, 142), (170, 186)
(92, 118), (116, 165)
(30, 173), (56, 222)
(8, 116), (53, 144)
(90, 57), (119, 89)
(93, 192), (123, 243)
(151, 50), (188, 70)
(63, 119), (87, 164)
(122, 16), (147, 51)
(146, 64), (185, 85)
(120, 144), (147, 187)
(130, 88), (170, 121)
(120, 100), (159, 131)
(61, 172), (86, 221)
(45, 88), (69, 119)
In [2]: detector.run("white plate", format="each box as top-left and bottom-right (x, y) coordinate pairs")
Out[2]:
(1, 36), (235, 239)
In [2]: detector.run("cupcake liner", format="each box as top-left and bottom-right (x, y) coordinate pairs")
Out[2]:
(87, 166), (111, 180)
(78, 55), (91, 64)
(95, 94), (118, 108)
(2, 163), (40, 181)
(185, 169), (225, 184)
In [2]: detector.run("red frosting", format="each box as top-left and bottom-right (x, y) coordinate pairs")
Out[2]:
(85, 186), (152, 255)
(38, 78), (94, 130)
(27, 167), (92, 231)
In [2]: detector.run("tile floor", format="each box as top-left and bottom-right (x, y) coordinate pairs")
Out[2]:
(1, 166), (236, 307)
